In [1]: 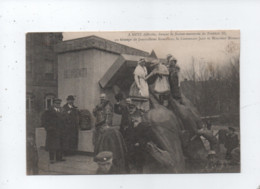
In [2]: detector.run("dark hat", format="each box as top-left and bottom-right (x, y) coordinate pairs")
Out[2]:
(228, 127), (235, 131)
(67, 95), (75, 100)
(94, 151), (113, 164)
(53, 98), (62, 103)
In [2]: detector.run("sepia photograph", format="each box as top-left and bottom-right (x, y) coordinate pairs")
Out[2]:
(26, 30), (240, 175)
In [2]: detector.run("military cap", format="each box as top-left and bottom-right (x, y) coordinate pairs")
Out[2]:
(94, 151), (113, 164)
(53, 98), (62, 103)
(125, 98), (132, 104)
(66, 95), (75, 100)
(207, 150), (216, 156)
(100, 93), (106, 99)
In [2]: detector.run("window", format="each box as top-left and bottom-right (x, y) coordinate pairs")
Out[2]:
(44, 62), (54, 80)
(45, 94), (55, 110)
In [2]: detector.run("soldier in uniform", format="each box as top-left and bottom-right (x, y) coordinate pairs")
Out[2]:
(93, 93), (113, 145)
(41, 98), (65, 163)
(114, 97), (137, 136)
(94, 151), (118, 174)
(204, 150), (226, 173)
(168, 57), (182, 103)
(63, 95), (80, 155)
(166, 54), (173, 67)
(93, 93), (113, 127)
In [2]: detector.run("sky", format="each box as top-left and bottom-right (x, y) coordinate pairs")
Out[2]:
(63, 30), (240, 78)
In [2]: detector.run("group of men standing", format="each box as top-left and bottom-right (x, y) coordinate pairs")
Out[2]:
(40, 54), (182, 172)
(41, 95), (79, 163)
(91, 91), (152, 173)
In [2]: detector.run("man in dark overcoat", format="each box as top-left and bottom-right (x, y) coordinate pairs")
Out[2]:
(62, 95), (80, 155)
(41, 98), (65, 163)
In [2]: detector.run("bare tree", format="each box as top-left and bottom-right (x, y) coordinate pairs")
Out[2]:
(181, 55), (239, 124)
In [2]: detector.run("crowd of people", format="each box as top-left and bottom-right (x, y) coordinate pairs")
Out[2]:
(27, 54), (240, 174)
(198, 121), (240, 173)
(91, 54), (184, 173)
(90, 55), (240, 174)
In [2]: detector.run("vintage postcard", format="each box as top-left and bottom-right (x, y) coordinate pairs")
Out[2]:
(26, 30), (240, 175)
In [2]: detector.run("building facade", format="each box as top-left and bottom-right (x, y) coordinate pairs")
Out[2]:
(29, 34), (153, 151)
(54, 35), (150, 127)
(26, 33), (63, 131)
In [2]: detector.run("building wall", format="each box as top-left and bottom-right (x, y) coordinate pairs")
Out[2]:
(57, 49), (122, 126)
(26, 33), (62, 130)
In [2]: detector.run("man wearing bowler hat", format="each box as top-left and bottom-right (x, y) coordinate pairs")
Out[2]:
(41, 98), (65, 163)
(63, 95), (80, 155)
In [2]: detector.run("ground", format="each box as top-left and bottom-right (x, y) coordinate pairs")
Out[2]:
(37, 148), (98, 175)
(35, 125), (240, 175)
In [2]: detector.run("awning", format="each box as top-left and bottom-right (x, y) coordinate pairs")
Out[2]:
(99, 54), (158, 89)
(99, 53), (170, 90)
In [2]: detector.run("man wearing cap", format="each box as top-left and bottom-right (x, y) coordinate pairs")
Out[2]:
(204, 150), (226, 173)
(94, 151), (117, 174)
(62, 95), (80, 155)
(196, 121), (219, 153)
(166, 54), (173, 66)
(93, 93), (113, 144)
(225, 127), (239, 160)
(93, 93), (113, 128)
(114, 95), (137, 137)
(41, 98), (65, 163)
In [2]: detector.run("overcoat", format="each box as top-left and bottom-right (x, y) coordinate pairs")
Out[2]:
(62, 103), (80, 152)
(41, 108), (65, 151)
(114, 102), (134, 136)
(93, 100), (113, 127)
